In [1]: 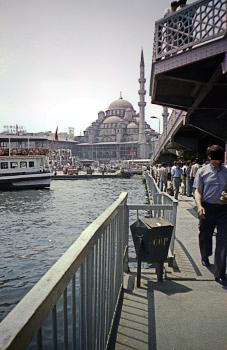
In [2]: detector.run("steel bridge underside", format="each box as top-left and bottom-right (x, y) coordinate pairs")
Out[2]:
(151, 37), (227, 161)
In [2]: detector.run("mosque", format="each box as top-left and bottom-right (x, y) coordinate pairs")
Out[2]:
(75, 50), (159, 161)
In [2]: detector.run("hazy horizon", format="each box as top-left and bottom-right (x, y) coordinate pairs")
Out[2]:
(0, 0), (193, 135)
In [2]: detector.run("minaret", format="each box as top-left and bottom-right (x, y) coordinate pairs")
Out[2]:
(138, 49), (147, 157)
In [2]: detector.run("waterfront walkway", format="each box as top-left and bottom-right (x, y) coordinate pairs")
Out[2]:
(111, 195), (227, 350)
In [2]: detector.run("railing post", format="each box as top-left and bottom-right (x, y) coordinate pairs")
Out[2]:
(123, 202), (129, 273)
(169, 201), (178, 266)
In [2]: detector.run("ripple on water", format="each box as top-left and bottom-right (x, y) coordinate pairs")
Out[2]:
(0, 177), (146, 321)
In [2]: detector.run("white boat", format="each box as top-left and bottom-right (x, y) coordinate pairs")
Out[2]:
(0, 135), (52, 191)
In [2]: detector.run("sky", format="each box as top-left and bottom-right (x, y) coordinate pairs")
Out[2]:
(0, 0), (189, 135)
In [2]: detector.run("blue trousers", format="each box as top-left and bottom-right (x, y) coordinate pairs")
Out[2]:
(199, 203), (227, 278)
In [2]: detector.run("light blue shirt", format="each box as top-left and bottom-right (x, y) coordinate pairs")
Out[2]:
(171, 166), (183, 178)
(193, 163), (227, 204)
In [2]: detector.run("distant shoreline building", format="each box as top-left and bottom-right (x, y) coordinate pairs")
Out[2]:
(1, 52), (159, 162)
(74, 50), (158, 161)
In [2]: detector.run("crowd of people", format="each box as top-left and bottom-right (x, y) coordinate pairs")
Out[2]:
(151, 158), (201, 200)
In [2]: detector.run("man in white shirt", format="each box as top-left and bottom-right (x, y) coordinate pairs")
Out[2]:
(159, 163), (168, 192)
(190, 159), (200, 184)
(171, 161), (183, 199)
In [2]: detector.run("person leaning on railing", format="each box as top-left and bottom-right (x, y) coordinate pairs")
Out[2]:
(193, 145), (227, 285)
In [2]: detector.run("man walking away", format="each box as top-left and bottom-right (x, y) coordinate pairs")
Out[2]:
(171, 161), (183, 199)
(152, 164), (157, 181)
(193, 145), (227, 284)
(182, 161), (187, 195)
(190, 159), (200, 193)
(185, 160), (192, 196)
(159, 163), (168, 192)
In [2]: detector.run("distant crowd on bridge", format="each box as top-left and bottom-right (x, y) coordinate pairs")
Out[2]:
(151, 159), (200, 200)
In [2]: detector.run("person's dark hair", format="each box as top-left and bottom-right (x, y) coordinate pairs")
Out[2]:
(171, 1), (179, 8)
(178, 0), (187, 5)
(207, 144), (224, 160)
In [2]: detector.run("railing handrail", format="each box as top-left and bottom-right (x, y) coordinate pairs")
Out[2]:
(0, 192), (128, 350)
(128, 204), (174, 210)
(153, 0), (227, 61)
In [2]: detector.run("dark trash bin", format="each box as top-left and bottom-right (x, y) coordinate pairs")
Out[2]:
(130, 218), (173, 285)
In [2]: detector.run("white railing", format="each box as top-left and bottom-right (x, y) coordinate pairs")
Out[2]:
(0, 193), (129, 350)
(153, 0), (227, 61)
(144, 172), (178, 262)
(151, 109), (186, 162)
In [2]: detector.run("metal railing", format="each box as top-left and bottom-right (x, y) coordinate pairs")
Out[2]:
(144, 172), (178, 261)
(153, 0), (227, 61)
(0, 192), (129, 350)
(151, 109), (186, 162)
(0, 188), (178, 349)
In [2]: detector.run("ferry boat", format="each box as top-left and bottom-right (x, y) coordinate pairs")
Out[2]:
(0, 135), (52, 191)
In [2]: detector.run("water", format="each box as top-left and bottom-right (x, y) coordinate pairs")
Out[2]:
(0, 177), (146, 322)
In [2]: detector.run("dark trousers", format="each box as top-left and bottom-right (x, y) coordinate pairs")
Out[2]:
(199, 203), (227, 278)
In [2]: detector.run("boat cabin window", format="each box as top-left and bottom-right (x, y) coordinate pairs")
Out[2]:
(20, 161), (27, 168)
(10, 162), (18, 169)
(1, 162), (8, 169)
(29, 161), (35, 168)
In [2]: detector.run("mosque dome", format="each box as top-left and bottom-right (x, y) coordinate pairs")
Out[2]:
(108, 98), (133, 110)
(127, 122), (138, 128)
(103, 116), (121, 124)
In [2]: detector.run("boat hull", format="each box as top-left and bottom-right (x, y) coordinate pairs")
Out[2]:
(0, 173), (52, 191)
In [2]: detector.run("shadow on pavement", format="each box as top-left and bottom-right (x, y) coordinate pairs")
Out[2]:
(148, 280), (193, 296)
(186, 207), (198, 219)
(176, 238), (202, 276)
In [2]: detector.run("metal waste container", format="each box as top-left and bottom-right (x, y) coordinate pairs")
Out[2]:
(130, 217), (173, 285)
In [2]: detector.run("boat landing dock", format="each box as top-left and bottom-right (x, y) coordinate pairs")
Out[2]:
(51, 171), (133, 180)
